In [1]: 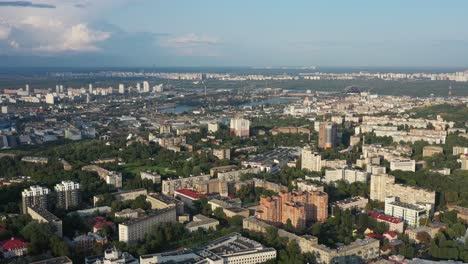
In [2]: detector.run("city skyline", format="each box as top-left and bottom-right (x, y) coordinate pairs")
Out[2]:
(0, 0), (468, 67)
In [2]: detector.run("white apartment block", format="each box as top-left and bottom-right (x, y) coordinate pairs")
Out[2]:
(324, 168), (369, 184)
(118, 207), (176, 244)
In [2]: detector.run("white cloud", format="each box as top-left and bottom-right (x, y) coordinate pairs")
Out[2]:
(161, 33), (222, 56)
(0, 22), (11, 40)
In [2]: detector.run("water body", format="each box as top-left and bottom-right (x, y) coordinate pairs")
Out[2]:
(241, 97), (300, 107)
(159, 105), (196, 114)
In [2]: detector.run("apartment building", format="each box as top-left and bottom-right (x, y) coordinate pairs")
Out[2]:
(27, 205), (63, 237)
(140, 171), (161, 184)
(55, 181), (80, 210)
(22, 185), (49, 214)
(185, 214), (219, 232)
(162, 174), (211, 196)
(301, 147), (322, 172)
(423, 146), (444, 157)
(324, 168), (369, 184)
(257, 191), (328, 229)
(230, 117), (250, 137)
(118, 207), (177, 244)
(331, 196), (368, 214)
(370, 174), (435, 206)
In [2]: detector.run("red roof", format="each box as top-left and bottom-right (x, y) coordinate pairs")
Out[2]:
(366, 233), (383, 239)
(175, 189), (205, 199)
(384, 231), (398, 239)
(368, 211), (402, 224)
(94, 221), (113, 229)
(1, 238), (28, 250)
(89, 216), (106, 224)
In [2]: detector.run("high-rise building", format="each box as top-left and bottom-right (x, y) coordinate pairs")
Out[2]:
(230, 118), (250, 137)
(143, 81), (150, 93)
(318, 122), (338, 149)
(55, 181), (81, 210)
(301, 147), (322, 172)
(118, 84), (125, 94)
(45, 94), (55, 105)
(22, 186), (50, 214)
(257, 191), (328, 230)
(88, 84), (93, 94)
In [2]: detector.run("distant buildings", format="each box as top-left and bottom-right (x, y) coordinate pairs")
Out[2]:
(213, 148), (231, 160)
(230, 117), (250, 137)
(207, 122), (219, 133)
(55, 181), (80, 210)
(82, 165), (122, 188)
(140, 232), (276, 264)
(318, 122), (338, 149)
(22, 185), (49, 214)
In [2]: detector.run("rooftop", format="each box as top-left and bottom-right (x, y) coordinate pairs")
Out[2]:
(368, 211), (403, 224)
(175, 189), (205, 199)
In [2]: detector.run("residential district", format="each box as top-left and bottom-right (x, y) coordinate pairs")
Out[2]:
(0, 73), (467, 264)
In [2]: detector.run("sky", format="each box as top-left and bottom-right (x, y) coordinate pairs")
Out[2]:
(0, 0), (468, 68)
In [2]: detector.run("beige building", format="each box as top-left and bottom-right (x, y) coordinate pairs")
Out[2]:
(162, 175), (211, 196)
(370, 174), (435, 206)
(146, 193), (184, 215)
(119, 207), (176, 244)
(212, 148), (231, 160)
(390, 159), (416, 172)
(185, 214), (219, 232)
(301, 147), (322, 172)
(423, 146), (444, 157)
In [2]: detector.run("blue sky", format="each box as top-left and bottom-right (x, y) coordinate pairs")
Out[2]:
(0, 0), (467, 67)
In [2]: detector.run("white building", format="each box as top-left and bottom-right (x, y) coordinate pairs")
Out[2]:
(85, 248), (138, 264)
(139, 233), (276, 264)
(230, 118), (250, 137)
(118, 207), (176, 244)
(301, 147), (322, 172)
(384, 196), (432, 227)
(390, 159), (416, 172)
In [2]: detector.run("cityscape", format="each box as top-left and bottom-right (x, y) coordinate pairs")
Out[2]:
(0, 1), (468, 264)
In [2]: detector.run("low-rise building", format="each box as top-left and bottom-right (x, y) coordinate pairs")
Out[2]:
(174, 189), (205, 208)
(146, 193), (184, 215)
(85, 248), (138, 264)
(27, 205), (63, 237)
(242, 217), (379, 264)
(368, 211), (404, 233)
(115, 208), (145, 219)
(331, 196), (368, 214)
(140, 171), (161, 184)
(384, 197), (432, 228)
(0, 238), (28, 259)
(140, 232), (276, 264)
(422, 146), (444, 157)
(390, 159), (416, 172)
(185, 214), (219, 232)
